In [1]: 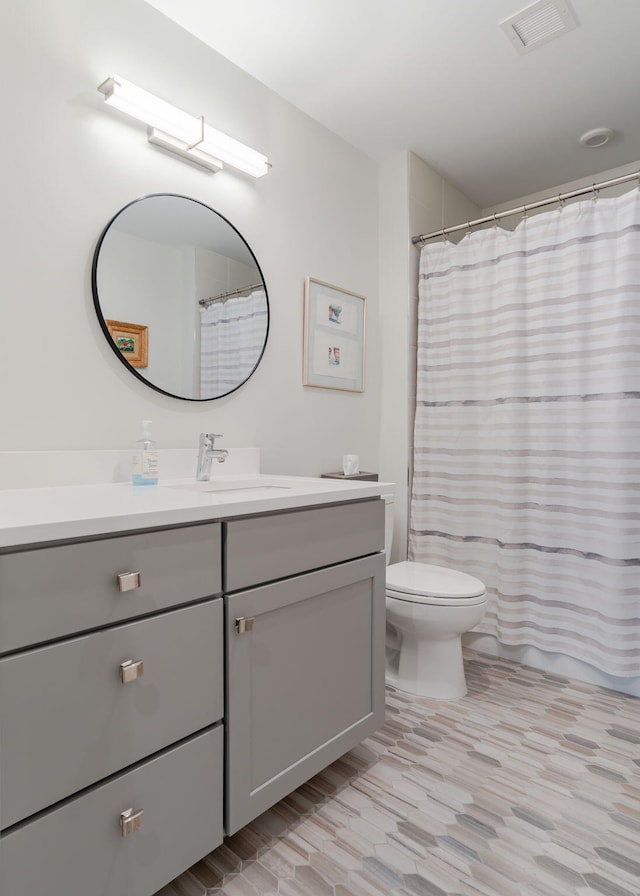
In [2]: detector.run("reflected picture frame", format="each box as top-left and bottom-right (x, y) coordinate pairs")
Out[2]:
(105, 319), (148, 368)
(303, 277), (365, 392)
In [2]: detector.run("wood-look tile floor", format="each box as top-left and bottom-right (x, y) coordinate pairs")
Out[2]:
(156, 650), (640, 896)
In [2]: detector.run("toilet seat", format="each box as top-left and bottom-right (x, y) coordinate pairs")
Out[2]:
(386, 561), (487, 606)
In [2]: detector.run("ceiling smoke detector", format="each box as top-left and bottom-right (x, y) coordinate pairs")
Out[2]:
(500, 0), (578, 55)
(579, 128), (616, 148)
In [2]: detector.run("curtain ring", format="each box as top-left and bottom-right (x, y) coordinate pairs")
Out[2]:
(493, 213), (499, 229)
(441, 227), (447, 243)
(467, 221), (472, 235)
(592, 184), (599, 202)
(522, 204), (528, 221)
(557, 193), (565, 210)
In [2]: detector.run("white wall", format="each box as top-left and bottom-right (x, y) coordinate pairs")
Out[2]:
(378, 153), (411, 558)
(1, 0), (380, 478)
(378, 152), (480, 561)
(100, 231), (186, 396)
(483, 160), (640, 221)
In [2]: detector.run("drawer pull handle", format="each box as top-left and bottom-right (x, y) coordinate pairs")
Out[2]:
(235, 616), (255, 634)
(120, 659), (144, 683)
(120, 807), (144, 837)
(117, 571), (141, 593)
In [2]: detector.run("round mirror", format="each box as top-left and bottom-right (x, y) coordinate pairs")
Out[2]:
(92, 194), (269, 401)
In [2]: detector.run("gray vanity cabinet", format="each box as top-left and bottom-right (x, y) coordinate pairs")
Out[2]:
(224, 499), (386, 834)
(0, 496), (386, 895)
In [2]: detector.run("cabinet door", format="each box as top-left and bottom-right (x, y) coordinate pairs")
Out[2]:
(225, 553), (385, 834)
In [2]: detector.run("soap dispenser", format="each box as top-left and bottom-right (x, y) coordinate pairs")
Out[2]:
(132, 420), (159, 486)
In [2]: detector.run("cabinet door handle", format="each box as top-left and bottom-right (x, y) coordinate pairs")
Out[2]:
(120, 807), (144, 837)
(120, 659), (144, 683)
(117, 571), (142, 593)
(235, 616), (255, 634)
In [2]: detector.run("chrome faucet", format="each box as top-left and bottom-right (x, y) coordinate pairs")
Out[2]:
(196, 432), (229, 481)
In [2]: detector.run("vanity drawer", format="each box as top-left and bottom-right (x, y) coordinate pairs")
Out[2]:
(0, 599), (223, 829)
(224, 498), (384, 591)
(0, 522), (221, 653)
(0, 725), (223, 896)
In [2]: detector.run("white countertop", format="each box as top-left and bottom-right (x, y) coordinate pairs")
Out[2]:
(0, 475), (394, 549)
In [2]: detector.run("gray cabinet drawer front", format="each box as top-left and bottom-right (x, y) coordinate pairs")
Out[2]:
(0, 600), (223, 828)
(225, 553), (386, 834)
(224, 499), (384, 591)
(0, 523), (221, 653)
(0, 726), (223, 896)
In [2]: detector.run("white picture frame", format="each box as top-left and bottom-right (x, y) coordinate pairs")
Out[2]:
(303, 277), (366, 392)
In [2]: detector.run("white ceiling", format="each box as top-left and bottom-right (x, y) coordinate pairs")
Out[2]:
(145, 0), (640, 208)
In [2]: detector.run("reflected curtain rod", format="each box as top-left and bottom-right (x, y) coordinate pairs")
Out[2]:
(199, 282), (263, 308)
(411, 169), (640, 245)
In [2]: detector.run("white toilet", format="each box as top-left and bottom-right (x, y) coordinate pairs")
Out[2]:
(383, 494), (487, 699)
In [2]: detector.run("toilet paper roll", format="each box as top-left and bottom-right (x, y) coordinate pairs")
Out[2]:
(343, 454), (360, 476)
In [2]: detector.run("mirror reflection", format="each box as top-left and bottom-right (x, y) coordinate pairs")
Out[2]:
(92, 194), (269, 401)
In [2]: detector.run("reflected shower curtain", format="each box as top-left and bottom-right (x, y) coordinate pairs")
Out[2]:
(409, 189), (640, 678)
(200, 290), (267, 395)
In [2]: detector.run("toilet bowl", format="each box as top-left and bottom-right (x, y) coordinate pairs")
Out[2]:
(383, 495), (487, 699)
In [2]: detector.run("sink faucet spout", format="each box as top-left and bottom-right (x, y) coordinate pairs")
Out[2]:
(196, 433), (229, 481)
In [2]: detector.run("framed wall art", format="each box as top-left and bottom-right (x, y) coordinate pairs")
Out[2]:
(105, 319), (148, 368)
(303, 278), (365, 392)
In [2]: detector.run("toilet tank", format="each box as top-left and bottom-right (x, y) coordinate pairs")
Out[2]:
(383, 494), (394, 565)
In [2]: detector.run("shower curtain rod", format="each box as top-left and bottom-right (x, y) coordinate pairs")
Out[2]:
(199, 281), (263, 308)
(411, 169), (640, 245)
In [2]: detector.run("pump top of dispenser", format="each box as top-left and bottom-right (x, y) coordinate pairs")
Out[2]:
(139, 420), (153, 446)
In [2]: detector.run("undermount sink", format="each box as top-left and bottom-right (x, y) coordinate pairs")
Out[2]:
(162, 477), (293, 496)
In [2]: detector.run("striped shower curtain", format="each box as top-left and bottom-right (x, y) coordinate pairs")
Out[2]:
(409, 189), (640, 678)
(200, 289), (268, 397)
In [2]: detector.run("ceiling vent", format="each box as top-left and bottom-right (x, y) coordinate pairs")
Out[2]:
(500, 1), (578, 54)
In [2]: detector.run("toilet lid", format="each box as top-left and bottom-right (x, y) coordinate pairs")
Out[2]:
(386, 561), (486, 600)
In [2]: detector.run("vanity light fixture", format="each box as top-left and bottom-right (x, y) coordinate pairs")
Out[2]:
(98, 75), (270, 177)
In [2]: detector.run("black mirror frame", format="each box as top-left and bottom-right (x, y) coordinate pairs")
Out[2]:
(91, 193), (270, 402)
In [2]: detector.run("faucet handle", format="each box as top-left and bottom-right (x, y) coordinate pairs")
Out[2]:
(200, 431), (223, 443)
